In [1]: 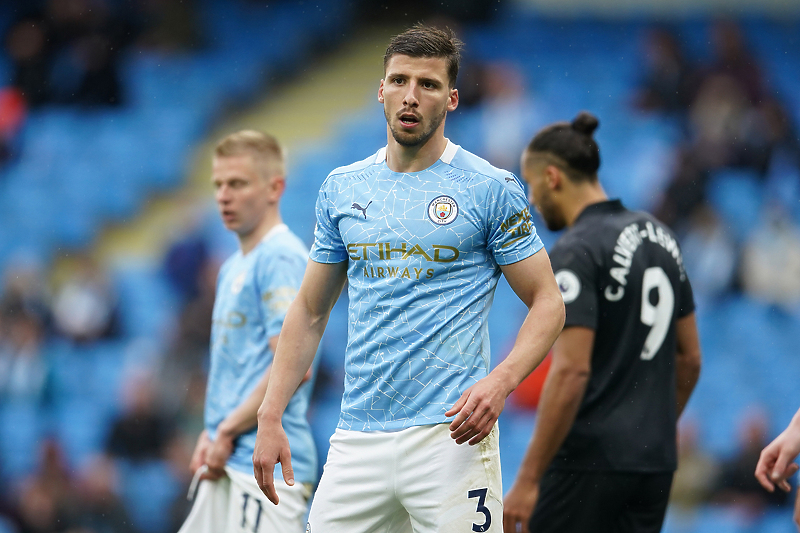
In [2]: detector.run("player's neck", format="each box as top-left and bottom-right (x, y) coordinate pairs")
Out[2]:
(564, 185), (608, 227)
(238, 210), (283, 255)
(385, 130), (448, 173)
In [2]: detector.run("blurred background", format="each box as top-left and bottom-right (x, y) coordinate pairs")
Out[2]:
(0, 0), (798, 532)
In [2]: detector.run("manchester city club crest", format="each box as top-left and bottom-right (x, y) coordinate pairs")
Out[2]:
(427, 195), (458, 225)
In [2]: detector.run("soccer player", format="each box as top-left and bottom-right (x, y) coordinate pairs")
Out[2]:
(756, 407), (800, 529)
(503, 112), (702, 533)
(178, 130), (316, 533)
(252, 24), (565, 532)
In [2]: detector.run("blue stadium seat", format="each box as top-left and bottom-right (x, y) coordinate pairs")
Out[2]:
(690, 507), (750, 533)
(52, 399), (110, 470)
(0, 401), (46, 483)
(114, 266), (179, 341)
(88, 341), (128, 412)
(760, 508), (797, 533)
(116, 459), (182, 533)
(706, 169), (764, 242)
(308, 398), (341, 479)
(498, 409), (537, 492)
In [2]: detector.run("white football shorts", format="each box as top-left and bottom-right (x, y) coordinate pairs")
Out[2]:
(307, 422), (502, 533)
(178, 465), (311, 533)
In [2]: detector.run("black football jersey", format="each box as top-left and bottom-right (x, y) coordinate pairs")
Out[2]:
(548, 200), (694, 472)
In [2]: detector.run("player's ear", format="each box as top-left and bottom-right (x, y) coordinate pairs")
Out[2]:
(545, 165), (562, 190)
(378, 80), (385, 103)
(267, 175), (286, 201)
(447, 88), (458, 111)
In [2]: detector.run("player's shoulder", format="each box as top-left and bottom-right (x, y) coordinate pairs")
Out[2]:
(612, 207), (683, 246)
(636, 209), (679, 238)
(448, 144), (522, 185)
(551, 208), (622, 265)
(551, 227), (596, 263)
(255, 229), (308, 266)
(323, 148), (383, 186)
(447, 143), (524, 190)
(218, 251), (241, 277)
(569, 201), (640, 239)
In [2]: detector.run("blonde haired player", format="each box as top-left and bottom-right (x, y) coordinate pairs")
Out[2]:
(178, 130), (316, 533)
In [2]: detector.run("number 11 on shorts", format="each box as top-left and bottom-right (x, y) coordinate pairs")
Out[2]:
(468, 488), (491, 532)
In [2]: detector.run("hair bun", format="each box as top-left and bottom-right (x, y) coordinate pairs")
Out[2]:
(571, 111), (599, 136)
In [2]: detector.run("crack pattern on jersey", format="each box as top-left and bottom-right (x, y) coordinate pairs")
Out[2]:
(310, 140), (543, 431)
(206, 228), (318, 482)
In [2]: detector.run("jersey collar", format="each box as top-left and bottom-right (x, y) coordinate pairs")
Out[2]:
(260, 223), (289, 243)
(575, 199), (625, 224)
(374, 139), (459, 165)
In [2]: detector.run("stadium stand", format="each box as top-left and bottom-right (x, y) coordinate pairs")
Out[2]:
(0, 1), (799, 532)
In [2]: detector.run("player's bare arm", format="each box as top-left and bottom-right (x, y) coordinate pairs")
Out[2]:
(755, 406), (800, 493)
(204, 335), (314, 482)
(253, 259), (347, 504)
(208, 336), (314, 480)
(674, 313), (701, 418)
(503, 326), (593, 533)
(447, 249), (565, 446)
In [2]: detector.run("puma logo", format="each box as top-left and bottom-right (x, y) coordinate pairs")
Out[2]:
(351, 201), (373, 219)
(505, 177), (515, 183)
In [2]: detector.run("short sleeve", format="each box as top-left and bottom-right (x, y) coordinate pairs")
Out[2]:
(257, 253), (305, 338)
(677, 270), (696, 318)
(485, 177), (543, 265)
(550, 244), (598, 330)
(309, 183), (348, 264)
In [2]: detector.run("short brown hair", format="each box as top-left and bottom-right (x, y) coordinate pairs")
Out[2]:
(214, 130), (285, 178)
(384, 23), (463, 88)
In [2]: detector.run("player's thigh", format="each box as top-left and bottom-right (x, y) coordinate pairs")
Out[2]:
(177, 476), (232, 533)
(528, 470), (631, 533)
(398, 424), (503, 533)
(308, 429), (405, 533)
(225, 467), (311, 533)
(614, 473), (673, 533)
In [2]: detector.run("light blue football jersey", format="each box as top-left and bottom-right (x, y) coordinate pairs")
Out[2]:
(206, 224), (318, 482)
(310, 140), (543, 431)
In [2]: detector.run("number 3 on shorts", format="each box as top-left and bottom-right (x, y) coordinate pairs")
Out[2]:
(468, 488), (491, 532)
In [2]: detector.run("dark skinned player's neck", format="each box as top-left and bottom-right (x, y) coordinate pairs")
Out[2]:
(564, 185), (608, 228)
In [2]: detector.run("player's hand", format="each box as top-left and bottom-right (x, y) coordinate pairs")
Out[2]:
(205, 430), (235, 481)
(189, 430), (212, 475)
(503, 480), (539, 533)
(755, 424), (800, 492)
(446, 374), (510, 445)
(253, 418), (294, 505)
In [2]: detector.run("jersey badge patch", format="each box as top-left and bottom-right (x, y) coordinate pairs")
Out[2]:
(555, 269), (581, 304)
(428, 195), (458, 225)
(231, 271), (246, 295)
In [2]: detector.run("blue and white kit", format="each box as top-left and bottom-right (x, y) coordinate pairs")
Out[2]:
(205, 224), (317, 483)
(310, 139), (543, 431)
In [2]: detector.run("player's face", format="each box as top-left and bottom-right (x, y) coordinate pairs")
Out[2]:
(379, 54), (458, 147)
(521, 154), (567, 231)
(212, 154), (274, 237)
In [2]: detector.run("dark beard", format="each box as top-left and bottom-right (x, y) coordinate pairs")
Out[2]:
(545, 215), (566, 232)
(385, 107), (446, 147)
(538, 198), (566, 232)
